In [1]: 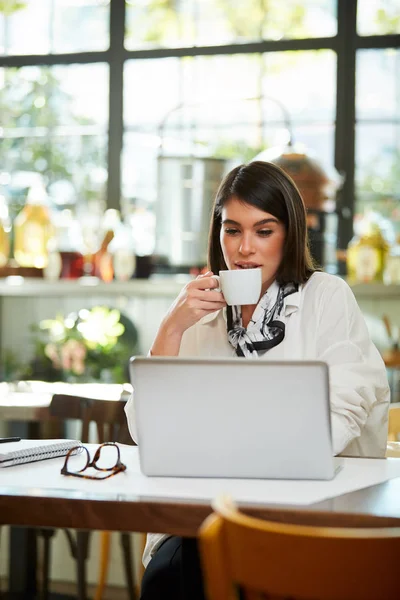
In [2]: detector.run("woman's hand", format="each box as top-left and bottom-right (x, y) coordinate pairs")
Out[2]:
(150, 271), (226, 356)
(165, 271), (225, 333)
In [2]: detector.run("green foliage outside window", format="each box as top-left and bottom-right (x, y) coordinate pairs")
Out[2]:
(0, 1), (26, 16)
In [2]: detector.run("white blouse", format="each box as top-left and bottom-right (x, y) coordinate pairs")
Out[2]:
(125, 271), (390, 566)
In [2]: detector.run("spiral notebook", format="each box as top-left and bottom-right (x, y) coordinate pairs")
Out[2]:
(0, 439), (83, 468)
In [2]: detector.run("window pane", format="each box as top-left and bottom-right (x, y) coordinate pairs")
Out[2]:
(123, 55), (261, 206)
(292, 123), (335, 170)
(52, 0), (110, 53)
(52, 64), (109, 127)
(125, 0), (336, 50)
(0, 0), (109, 55)
(123, 50), (335, 208)
(262, 50), (336, 123)
(355, 48), (400, 232)
(357, 0), (400, 36)
(0, 64), (108, 213)
(262, 0), (337, 40)
(355, 125), (400, 231)
(124, 58), (182, 131)
(0, 13), (3, 55)
(2, 0), (51, 55)
(357, 49), (400, 120)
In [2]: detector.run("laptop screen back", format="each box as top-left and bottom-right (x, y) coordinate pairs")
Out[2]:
(129, 357), (334, 480)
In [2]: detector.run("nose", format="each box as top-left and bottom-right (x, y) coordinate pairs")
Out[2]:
(239, 233), (255, 256)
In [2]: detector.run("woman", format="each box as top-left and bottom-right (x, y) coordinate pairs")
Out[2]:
(126, 161), (389, 600)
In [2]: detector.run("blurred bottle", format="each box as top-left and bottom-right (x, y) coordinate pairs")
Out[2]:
(109, 219), (136, 282)
(14, 177), (53, 269)
(128, 205), (155, 257)
(93, 208), (136, 282)
(347, 218), (389, 283)
(0, 195), (11, 268)
(93, 229), (114, 282)
(127, 203), (155, 278)
(384, 234), (400, 285)
(91, 208), (124, 282)
(44, 210), (84, 280)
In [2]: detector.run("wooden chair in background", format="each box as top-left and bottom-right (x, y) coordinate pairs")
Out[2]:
(199, 495), (400, 600)
(386, 403), (400, 457)
(38, 393), (137, 600)
(382, 315), (400, 402)
(387, 402), (400, 442)
(386, 441), (400, 457)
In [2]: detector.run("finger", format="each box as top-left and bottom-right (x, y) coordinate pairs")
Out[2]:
(198, 301), (227, 310)
(192, 288), (226, 305)
(208, 275), (220, 289)
(191, 275), (219, 290)
(197, 290), (225, 303)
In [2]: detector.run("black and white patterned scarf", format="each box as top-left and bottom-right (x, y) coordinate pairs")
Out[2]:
(227, 281), (299, 358)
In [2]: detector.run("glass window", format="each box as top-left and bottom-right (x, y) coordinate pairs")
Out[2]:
(125, 0), (336, 50)
(357, 0), (400, 36)
(356, 49), (399, 120)
(261, 0), (337, 41)
(355, 123), (400, 229)
(262, 49), (336, 168)
(1, 1), (398, 257)
(0, 0), (50, 56)
(0, 0), (109, 56)
(0, 64), (109, 215)
(122, 50), (336, 207)
(355, 49), (400, 232)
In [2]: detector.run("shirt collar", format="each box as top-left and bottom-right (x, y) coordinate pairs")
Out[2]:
(284, 284), (301, 316)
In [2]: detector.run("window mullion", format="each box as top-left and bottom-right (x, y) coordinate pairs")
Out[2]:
(107, 0), (125, 211)
(335, 0), (357, 264)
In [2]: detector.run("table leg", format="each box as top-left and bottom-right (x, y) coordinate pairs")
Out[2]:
(8, 527), (37, 598)
(7, 421), (41, 598)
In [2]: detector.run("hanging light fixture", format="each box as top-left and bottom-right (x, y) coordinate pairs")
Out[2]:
(255, 142), (343, 212)
(252, 95), (343, 212)
(250, 96), (344, 271)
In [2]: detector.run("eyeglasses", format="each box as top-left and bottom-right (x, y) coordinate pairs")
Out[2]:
(61, 442), (127, 480)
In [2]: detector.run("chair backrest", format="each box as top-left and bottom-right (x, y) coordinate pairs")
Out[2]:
(388, 402), (400, 441)
(382, 349), (400, 369)
(199, 496), (400, 600)
(49, 394), (134, 445)
(386, 440), (400, 457)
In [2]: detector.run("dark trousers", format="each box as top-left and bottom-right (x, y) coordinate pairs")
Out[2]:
(140, 536), (206, 600)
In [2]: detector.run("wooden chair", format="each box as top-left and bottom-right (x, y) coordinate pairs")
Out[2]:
(38, 393), (136, 600)
(388, 402), (400, 441)
(383, 349), (400, 403)
(386, 440), (400, 457)
(199, 495), (400, 600)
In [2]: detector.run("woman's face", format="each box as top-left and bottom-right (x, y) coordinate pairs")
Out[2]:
(220, 196), (286, 294)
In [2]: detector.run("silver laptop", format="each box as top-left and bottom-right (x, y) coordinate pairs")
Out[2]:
(129, 356), (336, 480)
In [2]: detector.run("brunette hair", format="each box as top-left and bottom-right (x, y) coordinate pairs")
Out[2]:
(207, 160), (317, 284)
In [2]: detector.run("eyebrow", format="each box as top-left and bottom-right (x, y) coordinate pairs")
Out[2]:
(222, 218), (279, 227)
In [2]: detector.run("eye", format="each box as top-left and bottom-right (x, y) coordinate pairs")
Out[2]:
(257, 229), (273, 237)
(224, 228), (240, 236)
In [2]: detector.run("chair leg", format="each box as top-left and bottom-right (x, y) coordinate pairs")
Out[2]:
(120, 532), (137, 600)
(94, 531), (111, 600)
(138, 533), (147, 589)
(39, 528), (56, 600)
(76, 531), (91, 600)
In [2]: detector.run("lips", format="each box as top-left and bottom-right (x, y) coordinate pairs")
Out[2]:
(235, 262), (261, 269)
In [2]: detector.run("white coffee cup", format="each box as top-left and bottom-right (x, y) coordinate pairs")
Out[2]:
(213, 268), (262, 306)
